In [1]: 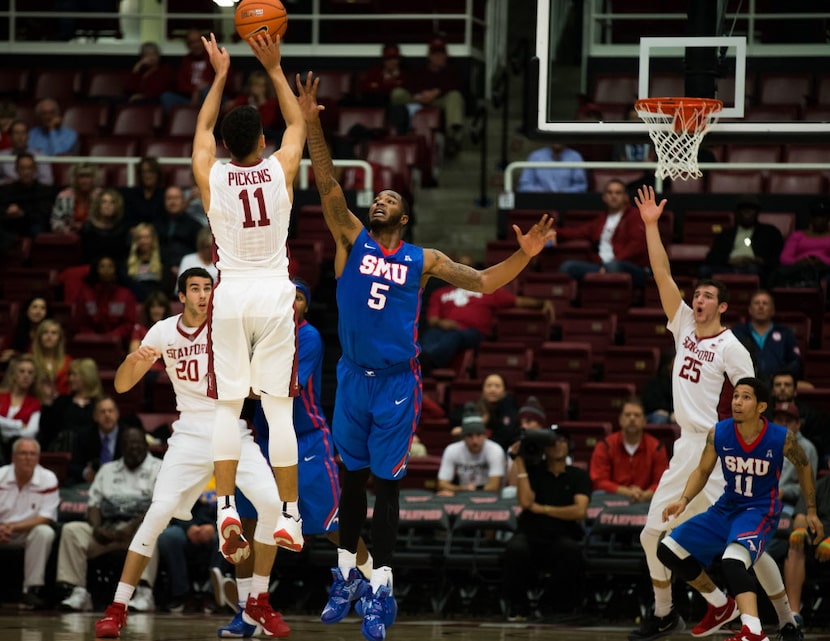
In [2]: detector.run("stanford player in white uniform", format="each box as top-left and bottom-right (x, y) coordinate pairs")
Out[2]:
(630, 187), (801, 641)
(94, 268), (286, 638)
(191, 32), (305, 581)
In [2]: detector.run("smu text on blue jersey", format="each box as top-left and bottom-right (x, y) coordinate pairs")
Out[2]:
(723, 456), (773, 476)
(358, 254), (411, 284)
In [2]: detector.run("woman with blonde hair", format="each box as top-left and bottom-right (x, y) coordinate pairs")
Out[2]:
(0, 355), (42, 461)
(31, 318), (73, 399)
(80, 188), (131, 267)
(50, 162), (103, 233)
(37, 357), (102, 454)
(126, 222), (164, 301)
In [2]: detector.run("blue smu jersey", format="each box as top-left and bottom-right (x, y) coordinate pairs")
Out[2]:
(714, 417), (787, 514)
(336, 227), (425, 369)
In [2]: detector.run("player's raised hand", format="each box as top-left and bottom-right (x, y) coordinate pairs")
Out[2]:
(129, 345), (162, 363)
(514, 214), (555, 257)
(248, 33), (282, 71)
(662, 497), (687, 522)
(202, 33), (230, 76)
(296, 72), (325, 122)
(634, 185), (667, 225)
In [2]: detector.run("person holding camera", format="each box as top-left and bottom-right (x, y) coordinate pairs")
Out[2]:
(436, 410), (505, 496)
(502, 426), (592, 621)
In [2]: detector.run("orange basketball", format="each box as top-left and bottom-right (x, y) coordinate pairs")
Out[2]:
(234, 0), (288, 42)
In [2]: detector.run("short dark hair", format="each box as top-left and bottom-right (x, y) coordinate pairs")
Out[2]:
(178, 267), (213, 294)
(735, 376), (770, 406)
(694, 278), (729, 305)
(15, 152), (35, 166)
(771, 370), (796, 385)
(221, 106), (262, 159)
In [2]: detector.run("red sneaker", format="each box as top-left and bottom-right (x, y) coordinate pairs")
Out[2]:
(692, 596), (739, 637)
(724, 625), (770, 641)
(95, 602), (127, 638)
(242, 592), (291, 637)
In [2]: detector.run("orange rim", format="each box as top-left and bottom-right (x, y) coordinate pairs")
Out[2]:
(636, 97), (723, 133)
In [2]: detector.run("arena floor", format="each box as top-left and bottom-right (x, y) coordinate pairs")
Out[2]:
(2, 611), (830, 641)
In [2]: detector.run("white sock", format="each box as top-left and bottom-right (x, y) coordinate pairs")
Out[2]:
(114, 582), (135, 605)
(358, 552), (373, 580)
(237, 577), (252, 606)
(702, 589), (728, 608)
(653, 584), (673, 617)
(370, 566), (392, 594)
(218, 495), (238, 516)
(283, 501), (300, 519)
(740, 614), (762, 635)
(337, 548), (356, 575)
(770, 593), (797, 628)
(251, 574), (268, 598)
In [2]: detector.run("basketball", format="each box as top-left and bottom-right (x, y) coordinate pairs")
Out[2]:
(234, 0), (288, 42)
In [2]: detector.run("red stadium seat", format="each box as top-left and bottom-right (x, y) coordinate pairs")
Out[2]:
(165, 105), (199, 138)
(513, 381), (570, 422)
(591, 73), (637, 107)
(622, 307), (673, 350)
(69, 334), (126, 370)
(758, 73), (813, 106)
(579, 272), (633, 316)
(86, 69), (130, 101)
(2, 268), (58, 302)
(28, 232), (83, 271)
(560, 310), (618, 365)
(111, 104), (163, 137)
(474, 342), (531, 388)
(535, 341), (593, 390)
(336, 106), (387, 137)
(758, 212), (796, 239)
(33, 69), (81, 104)
(493, 308), (551, 349)
(707, 171), (764, 194)
(767, 173), (827, 194)
(602, 346), (660, 392)
(575, 382), (636, 423)
(63, 103), (110, 139)
(682, 211), (733, 244)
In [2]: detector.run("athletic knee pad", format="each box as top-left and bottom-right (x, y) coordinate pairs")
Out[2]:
(213, 399), (245, 461)
(722, 557), (756, 596)
(657, 538), (701, 583)
(261, 395), (298, 467)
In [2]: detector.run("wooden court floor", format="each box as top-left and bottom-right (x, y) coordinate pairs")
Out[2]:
(2, 611), (830, 641)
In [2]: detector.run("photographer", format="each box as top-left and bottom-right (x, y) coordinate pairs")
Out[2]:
(502, 426), (592, 621)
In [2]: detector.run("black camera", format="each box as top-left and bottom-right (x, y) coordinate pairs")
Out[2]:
(518, 428), (561, 467)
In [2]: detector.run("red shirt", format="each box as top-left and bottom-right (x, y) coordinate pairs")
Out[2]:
(126, 64), (176, 100)
(0, 393), (41, 425)
(426, 285), (516, 335)
(589, 430), (668, 493)
(175, 54), (214, 94)
(556, 205), (648, 266)
(76, 282), (137, 343)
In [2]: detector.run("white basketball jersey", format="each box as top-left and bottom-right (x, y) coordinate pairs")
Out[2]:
(668, 302), (755, 435)
(142, 315), (214, 425)
(207, 156), (291, 275)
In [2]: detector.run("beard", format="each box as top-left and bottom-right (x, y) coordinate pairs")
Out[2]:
(369, 211), (404, 234)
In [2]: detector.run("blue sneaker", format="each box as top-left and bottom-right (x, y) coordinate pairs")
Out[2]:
(320, 568), (369, 624)
(217, 611), (261, 638)
(358, 585), (397, 641)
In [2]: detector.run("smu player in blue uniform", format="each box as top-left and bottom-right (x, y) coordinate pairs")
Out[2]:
(218, 279), (371, 638)
(298, 73), (554, 641)
(657, 378), (823, 641)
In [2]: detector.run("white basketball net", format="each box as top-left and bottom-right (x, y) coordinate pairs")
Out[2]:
(636, 99), (722, 181)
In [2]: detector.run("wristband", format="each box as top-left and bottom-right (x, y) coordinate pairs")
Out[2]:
(789, 527), (808, 547)
(819, 537), (830, 551)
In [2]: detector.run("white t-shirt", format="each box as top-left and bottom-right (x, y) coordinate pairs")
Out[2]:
(208, 156), (291, 276)
(0, 464), (59, 523)
(599, 211), (623, 263)
(87, 454), (161, 520)
(667, 302), (755, 435)
(438, 440), (506, 488)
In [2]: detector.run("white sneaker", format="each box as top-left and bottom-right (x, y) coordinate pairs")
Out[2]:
(218, 507), (250, 564)
(128, 585), (156, 612)
(273, 512), (304, 552)
(210, 566), (240, 613)
(60, 586), (92, 612)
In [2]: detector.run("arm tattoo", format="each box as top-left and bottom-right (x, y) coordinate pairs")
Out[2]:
(784, 430), (810, 467)
(306, 121), (337, 194)
(430, 250), (484, 290)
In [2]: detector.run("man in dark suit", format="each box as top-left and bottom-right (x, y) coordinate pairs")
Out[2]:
(71, 396), (124, 485)
(699, 194), (784, 287)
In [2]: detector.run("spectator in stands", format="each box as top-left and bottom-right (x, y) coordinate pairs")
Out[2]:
(72, 395), (129, 486)
(80, 188), (131, 268)
(125, 223), (164, 302)
(0, 121), (54, 185)
(126, 41), (175, 104)
(420, 262), (553, 371)
(0, 100), (14, 149)
(391, 36), (466, 156)
(731, 290), (802, 387)
(642, 349), (675, 424)
(772, 402), (818, 514)
(436, 408), (506, 496)
(56, 426), (161, 612)
(128, 290), (170, 412)
(503, 425), (592, 620)
(177, 226), (217, 291)
(0, 437), (59, 610)
(222, 70), (281, 144)
(160, 29), (215, 114)
(51, 162), (103, 234)
(28, 98), (78, 157)
(770, 370), (827, 472)
(589, 397), (668, 503)
(122, 157), (166, 228)
(356, 43), (410, 134)
(75, 255), (138, 346)
(775, 201), (830, 289)
(516, 143), (588, 193)
(783, 474), (830, 629)
(551, 178), (650, 287)
(153, 186), (203, 292)
(184, 182), (207, 227)
(37, 357), (101, 456)
(505, 396), (548, 486)
(0, 355), (43, 462)
(31, 318), (73, 399)
(451, 373), (521, 452)
(699, 194), (784, 287)
(2, 296), (49, 365)
(0, 153), (55, 237)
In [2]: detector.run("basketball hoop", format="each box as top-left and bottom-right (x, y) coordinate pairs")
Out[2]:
(635, 97), (723, 181)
